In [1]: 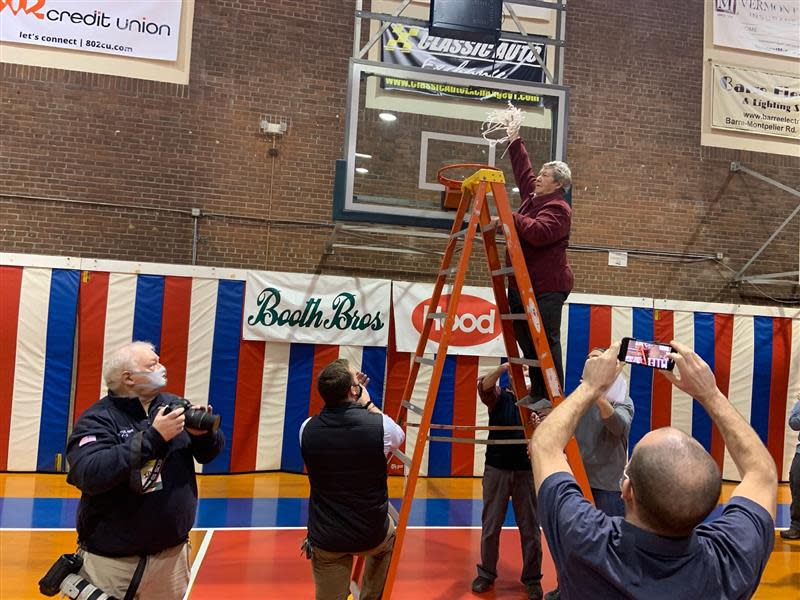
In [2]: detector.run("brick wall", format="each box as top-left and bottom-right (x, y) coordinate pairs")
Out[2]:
(1, 0), (798, 303)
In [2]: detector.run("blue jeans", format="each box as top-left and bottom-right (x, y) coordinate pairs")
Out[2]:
(591, 488), (625, 517)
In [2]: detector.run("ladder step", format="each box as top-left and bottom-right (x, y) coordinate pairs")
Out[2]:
(491, 267), (515, 277)
(438, 266), (458, 276)
(393, 449), (412, 467)
(406, 423), (525, 431)
(500, 313), (527, 321)
(428, 436), (528, 445)
(387, 502), (400, 524)
(450, 227), (473, 240)
(401, 400), (424, 416)
(508, 357), (541, 367)
(481, 219), (501, 233)
(426, 312), (447, 320)
(415, 356), (435, 366)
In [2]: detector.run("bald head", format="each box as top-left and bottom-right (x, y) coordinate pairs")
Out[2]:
(627, 427), (721, 537)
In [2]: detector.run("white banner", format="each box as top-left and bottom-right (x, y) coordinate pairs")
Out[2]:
(393, 282), (508, 356)
(0, 0), (183, 61)
(711, 63), (800, 140)
(243, 271), (390, 346)
(712, 0), (800, 58)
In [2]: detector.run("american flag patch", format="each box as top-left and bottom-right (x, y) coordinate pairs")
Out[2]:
(79, 435), (97, 447)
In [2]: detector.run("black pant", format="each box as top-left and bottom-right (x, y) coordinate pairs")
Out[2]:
(508, 288), (568, 399)
(790, 451), (800, 531)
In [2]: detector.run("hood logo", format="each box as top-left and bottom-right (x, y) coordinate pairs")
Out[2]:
(0, 0), (46, 19)
(411, 294), (500, 347)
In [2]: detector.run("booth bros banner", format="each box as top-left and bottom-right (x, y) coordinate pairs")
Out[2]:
(713, 0), (800, 58)
(0, 0), (183, 61)
(711, 63), (800, 140)
(2, 255), (799, 482)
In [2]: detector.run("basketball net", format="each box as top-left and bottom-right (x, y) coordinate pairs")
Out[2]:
(481, 102), (524, 157)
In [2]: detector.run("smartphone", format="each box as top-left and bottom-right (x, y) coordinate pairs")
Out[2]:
(618, 337), (675, 371)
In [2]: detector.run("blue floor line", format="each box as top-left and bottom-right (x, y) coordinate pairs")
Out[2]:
(0, 498), (792, 530)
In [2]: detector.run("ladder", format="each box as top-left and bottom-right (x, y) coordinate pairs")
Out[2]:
(349, 165), (592, 600)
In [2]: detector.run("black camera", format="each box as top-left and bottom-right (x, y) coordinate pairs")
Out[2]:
(164, 398), (220, 433)
(39, 553), (118, 599)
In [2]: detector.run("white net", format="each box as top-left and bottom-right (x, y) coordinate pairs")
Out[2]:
(481, 102), (525, 156)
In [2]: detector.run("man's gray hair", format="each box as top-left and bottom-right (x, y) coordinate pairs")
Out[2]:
(104, 341), (155, 393)
(542, 160), (572, 192)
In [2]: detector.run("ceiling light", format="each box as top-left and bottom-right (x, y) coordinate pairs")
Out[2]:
(355, 167), (369, 174)
(379, 112), (397, 123)
(355, 152), (372, 159)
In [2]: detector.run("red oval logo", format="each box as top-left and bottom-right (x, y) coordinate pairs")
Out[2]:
(411, 294), (501, 347)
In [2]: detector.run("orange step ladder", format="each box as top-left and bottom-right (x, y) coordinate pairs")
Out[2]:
(349, 164), (592, 600)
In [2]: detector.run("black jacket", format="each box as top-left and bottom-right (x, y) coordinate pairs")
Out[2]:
(66, 392), (225, 557)
(301, 404), (389, 553)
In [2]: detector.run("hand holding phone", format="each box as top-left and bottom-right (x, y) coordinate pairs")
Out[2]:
(618, 337), (675, 371)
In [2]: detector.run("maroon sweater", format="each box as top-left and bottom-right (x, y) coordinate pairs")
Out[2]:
(507, 138), (574, 294)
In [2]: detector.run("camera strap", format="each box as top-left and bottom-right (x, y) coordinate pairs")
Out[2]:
(123, 555), (147, 600)
(129, 432), (164, 494)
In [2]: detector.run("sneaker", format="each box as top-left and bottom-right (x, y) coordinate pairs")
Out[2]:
(525, 582), (543, 600)
(544, 589), (561, 600)
(780, 528), (800, 540)
(471, 575), (494, 593)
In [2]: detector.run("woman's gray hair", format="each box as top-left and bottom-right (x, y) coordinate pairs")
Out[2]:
(542, 160), (572, 192)
(104, 341), (155, 393)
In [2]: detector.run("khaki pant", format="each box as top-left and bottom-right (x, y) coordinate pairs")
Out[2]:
(311, 520), (396, 600)
(78, 541), (190, 600)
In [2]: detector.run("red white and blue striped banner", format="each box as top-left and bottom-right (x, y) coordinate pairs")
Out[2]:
(1, 255), (798, 481)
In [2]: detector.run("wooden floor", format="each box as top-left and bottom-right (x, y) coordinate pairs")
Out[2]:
(0, 472), (797, 599)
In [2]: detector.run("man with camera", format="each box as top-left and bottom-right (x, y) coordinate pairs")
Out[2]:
(300, 358), (405, 600)
(530, 341), (776, 599)
(64, 341), (225, 599)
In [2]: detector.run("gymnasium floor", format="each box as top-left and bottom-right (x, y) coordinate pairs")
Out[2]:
(0, 473), (797, 599)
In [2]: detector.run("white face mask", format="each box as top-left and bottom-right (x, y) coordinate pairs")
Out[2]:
(132, 366), (167, 392)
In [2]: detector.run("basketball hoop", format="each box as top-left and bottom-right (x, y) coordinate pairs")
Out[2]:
(437, 163), (502, 209)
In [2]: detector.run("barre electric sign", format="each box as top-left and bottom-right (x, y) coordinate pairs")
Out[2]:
(0, 0), (183, 61)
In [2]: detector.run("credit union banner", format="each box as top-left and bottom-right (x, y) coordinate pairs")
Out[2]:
(712, 0), (799, 58)
(711, 63), (800, 140)
(393, 281), (507, 356)
(0, 0), (183, 61)
(244, 271), (390, 346)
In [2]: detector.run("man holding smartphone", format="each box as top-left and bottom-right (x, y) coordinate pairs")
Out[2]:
(531, 341), (776, 599)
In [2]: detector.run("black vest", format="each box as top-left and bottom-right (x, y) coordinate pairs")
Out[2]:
(301, 404), (389, 552)
(486, 390), (531, 471)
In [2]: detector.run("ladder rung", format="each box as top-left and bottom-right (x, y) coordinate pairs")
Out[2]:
(500, 313), (527, 321)
(401, 400), (424, 416)
(393, 449), (412, 467)
(491, 267), (515, 277)
(415, 356), (435, 366)
(428, 436), (528, 445)
(438, 267), (458, 276)
(426, 312), (447, 320)
(450, 227), (473, 240)
(387, 502), (400, 524)
(406, 423), (525, 431)
(508, 357), (541, 367)
(481, 220), (501, 233)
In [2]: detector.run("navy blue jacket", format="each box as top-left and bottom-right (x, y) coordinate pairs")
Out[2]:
(66, 392), (224, 557)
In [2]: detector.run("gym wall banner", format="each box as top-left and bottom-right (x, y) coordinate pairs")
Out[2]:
(381, 24), (545, 105)
(0, 0), (183, 61)
(243, 271), (390, 346)
(711, 63), (800, 140)
(392, 281), (507, 357)
(713, 0), (799, 58)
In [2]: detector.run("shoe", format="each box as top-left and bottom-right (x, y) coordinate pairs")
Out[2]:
(544, 589), (561, 600)
(780, 528), (800, 540)
(526, 582), (543, 600)
(471, 575), (493, 593)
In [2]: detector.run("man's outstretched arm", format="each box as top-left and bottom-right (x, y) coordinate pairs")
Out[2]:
(663, 341), (777, 518)
(530, 343), (620, 495)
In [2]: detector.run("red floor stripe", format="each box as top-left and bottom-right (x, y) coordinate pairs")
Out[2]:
(74, 271), (110, 421)
(188, 528), (557, 600)
(160, 276), (193, 397)
(710, 314), (734, 469)
(230, 340), (266, 472)
(451, 355), (479, 476)
(651, 310), (674, 431)
(0, 266), (23, 470)
(767, 318), (792, 474)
